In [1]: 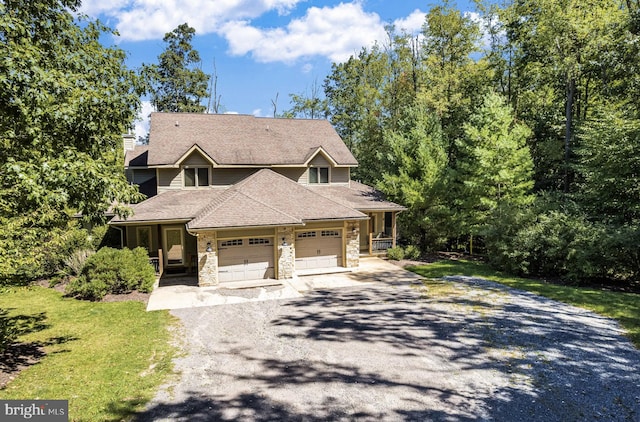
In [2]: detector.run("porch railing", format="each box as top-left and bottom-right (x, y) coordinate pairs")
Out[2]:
(149, 248), (164, 276)
(369, 234), (394, 254)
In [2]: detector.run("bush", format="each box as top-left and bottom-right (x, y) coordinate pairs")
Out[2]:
(404, 245), (421, 260)
(386, 247), (405, 261)
(66, 247), (155, 300)
(63, 249), (95, 277)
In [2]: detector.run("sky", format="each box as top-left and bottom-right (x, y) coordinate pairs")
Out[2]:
(78, 0), (478, 138)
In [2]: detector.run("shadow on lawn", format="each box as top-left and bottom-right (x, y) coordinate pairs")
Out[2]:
(136, 275), (640, 421)
(0, 309), (77, 386)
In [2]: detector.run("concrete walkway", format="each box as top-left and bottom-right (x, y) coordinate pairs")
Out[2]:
(146, 257), (417, 311)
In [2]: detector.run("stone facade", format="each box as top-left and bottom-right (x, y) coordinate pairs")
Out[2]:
(197, 231), (218, 286)
(345, 221), (360, 268)
(277, 226), (295, 279)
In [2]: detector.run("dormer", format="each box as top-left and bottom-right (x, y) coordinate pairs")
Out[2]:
(303, 147), (350, 186)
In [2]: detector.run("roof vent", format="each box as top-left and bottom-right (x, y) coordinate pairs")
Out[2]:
(266, 125), (270, 131)
(175, 121), (180, 127)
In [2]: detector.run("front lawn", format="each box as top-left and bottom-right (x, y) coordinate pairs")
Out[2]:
(408, 259), (640, 349)
(0, 286), (177, 421)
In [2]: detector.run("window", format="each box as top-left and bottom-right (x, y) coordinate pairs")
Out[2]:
(136, 226), (152, 252)
(248, 238), (272, 245)
(309, 167), (329, 184)
(297, 231), (317, 239)
(321, 230), (340, 237)
(184, 167), (210, 187)
(220, 239), (243, 247)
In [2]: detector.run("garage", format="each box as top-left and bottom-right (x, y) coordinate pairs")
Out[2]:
(217, 238), (275, 282)
(295, 230), (342, 270)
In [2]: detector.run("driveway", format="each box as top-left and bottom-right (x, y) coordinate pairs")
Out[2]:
(138, 260), (640, 421)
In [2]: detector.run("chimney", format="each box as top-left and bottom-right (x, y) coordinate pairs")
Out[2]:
(123, 133), (136, 153)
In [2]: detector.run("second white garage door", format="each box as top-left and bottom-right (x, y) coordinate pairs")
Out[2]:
(295, 230), (342, 270)
(217, 238), (275, 282)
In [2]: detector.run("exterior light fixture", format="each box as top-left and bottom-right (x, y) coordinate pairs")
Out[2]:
(282, 237), (288, 246)
(206, 242), (212, 252)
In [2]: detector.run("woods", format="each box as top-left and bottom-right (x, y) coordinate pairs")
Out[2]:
(0, 0), (638, 286)
(323, 0), (640, 284)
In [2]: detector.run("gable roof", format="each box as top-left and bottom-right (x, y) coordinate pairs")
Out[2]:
(146, 113), (358, 167)
(187, 169), (367, 230)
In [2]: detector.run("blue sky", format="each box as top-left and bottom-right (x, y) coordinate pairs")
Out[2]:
(79, 0), (478, 137)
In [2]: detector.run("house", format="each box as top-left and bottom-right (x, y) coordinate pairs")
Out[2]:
(110, 112), (405, 286)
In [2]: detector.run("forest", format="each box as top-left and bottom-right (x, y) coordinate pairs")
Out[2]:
(1, 0), (639, 286)
(307, 0), (640, 285)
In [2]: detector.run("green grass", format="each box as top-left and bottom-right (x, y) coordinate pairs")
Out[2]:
(0, 286), (177, 421)
(408, 259), (640, 349)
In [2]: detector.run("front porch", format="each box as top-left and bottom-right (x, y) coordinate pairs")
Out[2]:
(359, 211), (398, 255)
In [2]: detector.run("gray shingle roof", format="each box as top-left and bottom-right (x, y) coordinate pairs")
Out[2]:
(146, 113), (358, 167)
(110, 189), (226, 224)
(307, 181), (407, 212)
(187, 169), (367, 230)
(124, 145), (149, 167)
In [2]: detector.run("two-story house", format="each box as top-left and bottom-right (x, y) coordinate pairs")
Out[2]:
(111, 112), (404, 287)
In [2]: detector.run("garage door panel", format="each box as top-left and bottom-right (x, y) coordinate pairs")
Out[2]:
(295, 231), (342, 270)
(218, 239), (274, 282)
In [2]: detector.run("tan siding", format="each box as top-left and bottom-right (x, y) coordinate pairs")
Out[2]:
(157, 168), (181, 191)
(274, 167), (306, 183)
(182, 151), (210, 166)
(296, 222), (344, 231)
(217, 227), (276, 239)
(331, 167), (350, 184)
(132, 169), (156, 184)
(300, 168), (309, 184)
(309, 154), (331, 167)
(211, 168), (255, 186)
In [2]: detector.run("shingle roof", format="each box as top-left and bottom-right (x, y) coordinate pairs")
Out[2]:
(110, 189), (226, 224)
(308, 181), (407, 212)
(146, 113), (358, 167)
(124, 146), (149, 167)
(187, 169), (367, 230)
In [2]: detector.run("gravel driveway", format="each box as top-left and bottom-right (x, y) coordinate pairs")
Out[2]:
(138, 268), (640, 421)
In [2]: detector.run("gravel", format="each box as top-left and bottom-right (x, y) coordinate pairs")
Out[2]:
(138, 275), (640, 421)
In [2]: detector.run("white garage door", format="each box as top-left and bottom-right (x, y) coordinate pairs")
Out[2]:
(218, 238), (275, 282)
(295, 230), (342, 270)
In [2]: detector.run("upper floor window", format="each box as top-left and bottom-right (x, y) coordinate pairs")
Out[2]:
(309, 167), (329, 184)
(184, 167), (209, 187)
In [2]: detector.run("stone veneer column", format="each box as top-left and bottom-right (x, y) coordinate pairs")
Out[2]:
(197, 231), (218, 287)
(277, 226), (295, 279)
(345, 221), (360, 268)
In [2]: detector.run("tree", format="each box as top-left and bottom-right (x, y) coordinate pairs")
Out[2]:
(282, 79), (329, 119)
(142, 23), (210, 113)
(455, 92), (534, 238)
(576, 108), (640, 225)
(377, 101), (447, 248)
(0, 0), (143, 283)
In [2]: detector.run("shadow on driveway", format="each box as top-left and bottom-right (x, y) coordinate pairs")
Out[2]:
(136, 273), (640, 421)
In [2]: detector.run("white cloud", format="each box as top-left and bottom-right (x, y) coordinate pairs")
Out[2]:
(393, 9), (426, 35)
(220, 2), (386, 63)
(464, 11), (500, 50)
(135, 100), (154, 141)
(301, 63), (313, 73)
(80, 0), (304, 41)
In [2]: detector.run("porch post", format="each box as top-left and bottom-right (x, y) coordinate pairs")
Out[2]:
(392, 212), (397, 248)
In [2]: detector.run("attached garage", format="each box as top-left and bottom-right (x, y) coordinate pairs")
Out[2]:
(295, 230), (342, 270)
(217, 237), (275, 282)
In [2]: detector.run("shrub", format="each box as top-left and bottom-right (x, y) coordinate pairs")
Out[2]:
(66, 247), (155, 300)
(404, 245), (421, 260)
(386, 247), (405, 261)
(63, 249), (95, 277)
